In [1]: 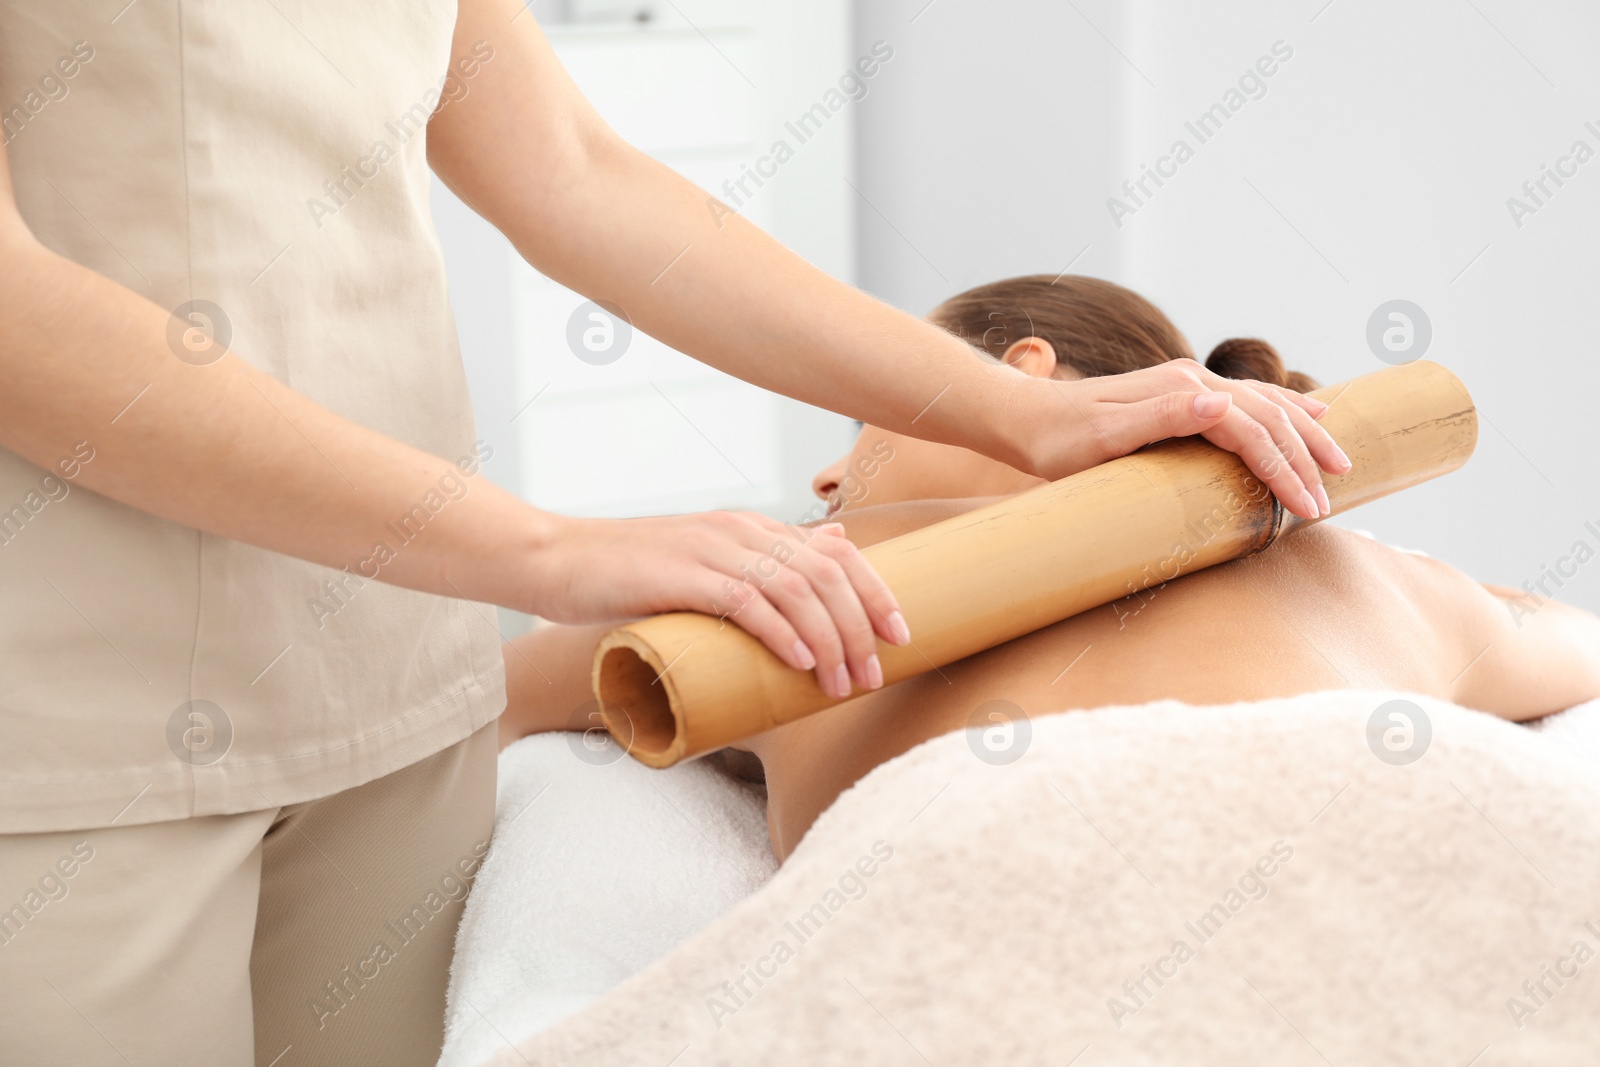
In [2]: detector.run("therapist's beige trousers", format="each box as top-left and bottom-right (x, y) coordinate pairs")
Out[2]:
(0, 722), (496, 1066)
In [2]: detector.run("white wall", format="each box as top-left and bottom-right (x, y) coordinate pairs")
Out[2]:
(854, 0), (1600, 610)
(853, 0), (1130, 313)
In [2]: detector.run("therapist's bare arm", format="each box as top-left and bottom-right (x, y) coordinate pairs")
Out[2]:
(0, 147), (905, 697)
(429, 0), (1351, 523)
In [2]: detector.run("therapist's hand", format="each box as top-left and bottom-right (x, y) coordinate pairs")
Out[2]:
(1014, 361), (1351, 520)
(526, 512), (910, 699)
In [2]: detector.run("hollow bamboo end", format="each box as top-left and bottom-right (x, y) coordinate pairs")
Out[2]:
(593, 630), (684, 769)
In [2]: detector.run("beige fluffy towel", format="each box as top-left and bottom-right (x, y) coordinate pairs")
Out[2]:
(480, 690), (1600, 1066)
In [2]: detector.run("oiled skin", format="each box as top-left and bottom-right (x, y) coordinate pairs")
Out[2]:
(743, 519), (1600, 860)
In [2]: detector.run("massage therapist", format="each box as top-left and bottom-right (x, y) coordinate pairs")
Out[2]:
(0, 3), (1346, 1065)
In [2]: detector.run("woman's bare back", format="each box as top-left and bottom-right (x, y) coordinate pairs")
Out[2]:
(746, 523), (1600, 859)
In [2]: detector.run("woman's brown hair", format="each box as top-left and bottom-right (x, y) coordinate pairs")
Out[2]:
(930, 274), (1317, 392)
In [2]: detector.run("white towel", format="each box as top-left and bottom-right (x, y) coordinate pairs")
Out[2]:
(438, 733), (776, 1067)
(1523, 698), (1600, 768)
(480, 691), (1600, 1066)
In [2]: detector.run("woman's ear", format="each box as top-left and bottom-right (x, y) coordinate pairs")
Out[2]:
(999, 336), (1058, 379)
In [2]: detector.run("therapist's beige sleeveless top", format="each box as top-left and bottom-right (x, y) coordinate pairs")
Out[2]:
(0, 2), (506, 831)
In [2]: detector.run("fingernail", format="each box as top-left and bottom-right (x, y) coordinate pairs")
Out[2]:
(1193, 392), (1230, 418)
(887, 610), (911, 645)
(865, 654), (884, 690)
(1299, 489), (1319, 519)
(1313, 484), (1330, 516)
(1333, 443), (1352, 472)
(834, 663), (852, 700)
(792, 640), (816, 671)
(1307, 398), (1330, 419)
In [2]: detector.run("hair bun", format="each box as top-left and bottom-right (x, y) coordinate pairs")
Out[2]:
(1204, 337), (1318, 393)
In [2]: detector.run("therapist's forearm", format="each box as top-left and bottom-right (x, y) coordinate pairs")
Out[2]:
(428, 1), (1034, 471)
(569, 163), (1021, 459)
(525, 152), (1024, 460)
(0, 229), (555, 610)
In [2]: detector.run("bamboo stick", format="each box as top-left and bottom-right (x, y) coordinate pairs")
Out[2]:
(594, 360), (1477, 768)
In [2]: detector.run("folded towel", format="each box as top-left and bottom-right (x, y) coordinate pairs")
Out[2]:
(1524, 698), (1600, 769)
(438, 733), (776, 1067)
(480, 690), (1600, 1066)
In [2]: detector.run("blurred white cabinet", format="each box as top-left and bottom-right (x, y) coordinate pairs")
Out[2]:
(508, 1), (856, 519)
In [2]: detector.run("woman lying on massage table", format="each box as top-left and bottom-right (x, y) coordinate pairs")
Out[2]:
(500, 274), (1600, 861)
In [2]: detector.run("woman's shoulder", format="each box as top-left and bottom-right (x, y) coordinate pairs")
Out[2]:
(1246, 522), (1484, 633)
